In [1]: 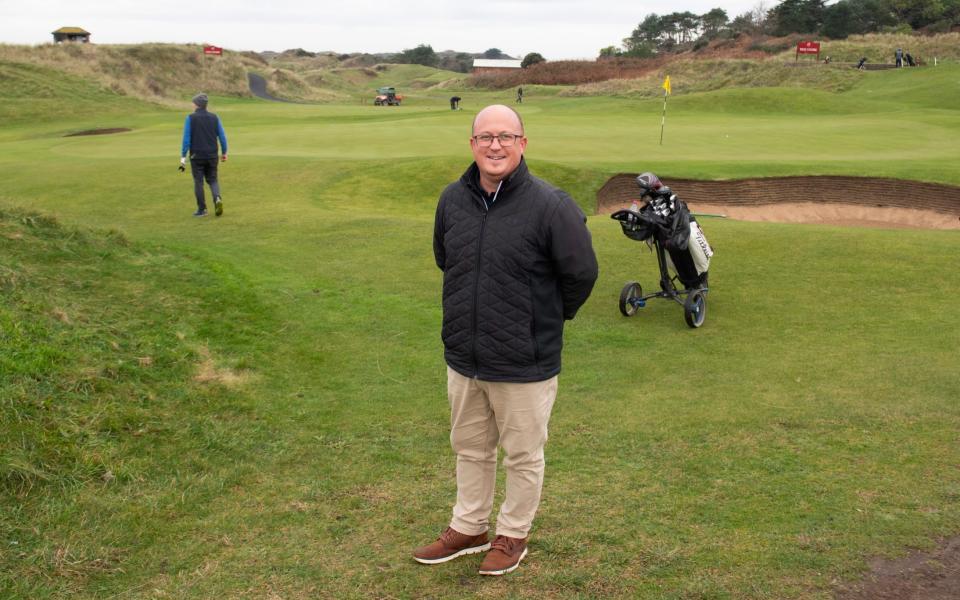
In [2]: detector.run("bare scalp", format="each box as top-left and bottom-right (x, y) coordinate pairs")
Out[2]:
(472, 104), (524, 135)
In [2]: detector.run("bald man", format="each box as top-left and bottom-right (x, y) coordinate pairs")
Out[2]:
(414, 105), (598, 575)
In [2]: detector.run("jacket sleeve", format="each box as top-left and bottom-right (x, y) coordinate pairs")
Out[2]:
(217, 118), (228, 155)
(433, 196), (446, 271)
(548, 194), (598, 320)
(180, 115), (191, 157)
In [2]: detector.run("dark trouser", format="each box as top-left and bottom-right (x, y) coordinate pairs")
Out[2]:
(190, 157), (221, 211)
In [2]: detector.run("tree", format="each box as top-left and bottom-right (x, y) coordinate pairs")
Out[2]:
(598, 45), (623, 58)
(700, 8), (729, 39)
(768, 0), (825, 35)
(660, 12), (682, 44)
(437, 52), (473, 73)
(521, 52), (545, 68)
(821, 2), (855, 37)
(623, 14), (662, 56)
(625, 14), (663, 47)
(676, 11), (702, 43)
(752, 0), (772, 33)
(483, 48), (510, 59)
(886, 0), (948, 28)
(730, 11), (757, 34)
(398, 44), (437, 67)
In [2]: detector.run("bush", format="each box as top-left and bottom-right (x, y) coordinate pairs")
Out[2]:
(521, 52), (546, 68)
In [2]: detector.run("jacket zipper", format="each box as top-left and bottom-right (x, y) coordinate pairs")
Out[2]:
(471, 205), (487, 378)
(471, 181), (501, 379)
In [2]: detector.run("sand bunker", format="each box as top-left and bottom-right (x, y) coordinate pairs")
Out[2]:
(597, 175), (960, 230)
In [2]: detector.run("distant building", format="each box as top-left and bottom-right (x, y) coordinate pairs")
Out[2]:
(52, 27), (91, 43)
(472, 59), (523, 74)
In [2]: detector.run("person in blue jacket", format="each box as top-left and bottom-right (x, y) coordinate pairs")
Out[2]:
(179, 93), (227, 217)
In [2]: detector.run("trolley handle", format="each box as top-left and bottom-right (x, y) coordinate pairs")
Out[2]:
(611, 208), (657, 227)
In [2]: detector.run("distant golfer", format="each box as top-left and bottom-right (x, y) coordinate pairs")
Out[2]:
(179, 93), (227, 217)
(515, 86), (523, 104)
(450, 96), (461, 110)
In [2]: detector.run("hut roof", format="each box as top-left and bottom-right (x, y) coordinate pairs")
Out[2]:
(52, 27), (90, 35)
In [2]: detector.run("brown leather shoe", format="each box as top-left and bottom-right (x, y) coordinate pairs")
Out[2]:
(478, 535), (528, 575)
(413, 527), (490, 564)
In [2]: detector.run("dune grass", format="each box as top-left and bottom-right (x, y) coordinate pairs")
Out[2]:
(1, 58), (959, 599)
(0, 43), (264, 104)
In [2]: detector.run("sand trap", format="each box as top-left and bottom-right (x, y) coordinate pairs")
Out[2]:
(597, 175), (960, 230)
(688, 202), (960, 230)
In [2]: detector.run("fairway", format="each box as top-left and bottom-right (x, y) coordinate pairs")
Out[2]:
(2, 62), (960, 599)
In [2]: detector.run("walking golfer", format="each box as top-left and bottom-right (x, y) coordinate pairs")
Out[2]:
(179, 93), (227, 217)
(415, 104), (598, 575)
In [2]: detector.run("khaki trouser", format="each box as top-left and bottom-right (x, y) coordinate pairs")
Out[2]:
(447, 367), (558, 539)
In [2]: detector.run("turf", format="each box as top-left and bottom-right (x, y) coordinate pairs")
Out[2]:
(1, 60), (959, 599)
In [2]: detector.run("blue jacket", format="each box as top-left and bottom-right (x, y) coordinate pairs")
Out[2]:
(181, 108), (227, 159)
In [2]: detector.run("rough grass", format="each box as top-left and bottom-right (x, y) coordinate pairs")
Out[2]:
(0, 43), (263, 105)
(0, 61), (153, 125)
(782, 32), (960, 64)
(561, 58), (867, 98)
(0, 207), (286, 598)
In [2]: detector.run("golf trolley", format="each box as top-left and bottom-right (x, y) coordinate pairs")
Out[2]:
(610, 172), (714, 328)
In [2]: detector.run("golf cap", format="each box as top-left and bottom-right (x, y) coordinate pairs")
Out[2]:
(192, 93), (209, 108)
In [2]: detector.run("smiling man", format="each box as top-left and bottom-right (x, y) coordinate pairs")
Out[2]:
(415, 104), (598, 575)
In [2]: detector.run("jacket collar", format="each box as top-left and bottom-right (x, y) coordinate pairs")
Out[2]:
(461, 157), (529, 202)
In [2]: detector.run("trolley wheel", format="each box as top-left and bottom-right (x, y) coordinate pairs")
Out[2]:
(619, 281), (642, 317)
(683, 289), (707, 328)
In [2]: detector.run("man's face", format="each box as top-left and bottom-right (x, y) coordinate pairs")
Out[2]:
(470, 107), (527, 188)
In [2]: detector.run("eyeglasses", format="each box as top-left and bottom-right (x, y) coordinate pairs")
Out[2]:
(473, 133), (523, 147)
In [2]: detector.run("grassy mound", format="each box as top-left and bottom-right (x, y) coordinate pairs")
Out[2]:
(563, 58), (868, 98)
(787, 32), (960, 64)
(0, 43), (264, 105)
(0, 61), (154, 125)
(262, 62), (467, 101)
(0, 207), (275, 597)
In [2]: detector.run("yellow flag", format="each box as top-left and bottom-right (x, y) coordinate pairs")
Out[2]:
(662, 75), (672, 95)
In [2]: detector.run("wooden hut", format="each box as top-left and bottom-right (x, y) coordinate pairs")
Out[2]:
(52, 27), (91, 43)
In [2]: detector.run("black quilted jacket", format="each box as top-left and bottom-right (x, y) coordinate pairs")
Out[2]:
(433, 159), (598, 382)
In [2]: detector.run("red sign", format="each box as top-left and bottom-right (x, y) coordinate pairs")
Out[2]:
(203, 45), (222, 56)
(796, 41), (820, 60)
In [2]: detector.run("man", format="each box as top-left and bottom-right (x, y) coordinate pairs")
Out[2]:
(895, 48), (903, 68)
(516, 86), (523, 104)
(450, 96), (461, 111)
(414, 105), (597, 575)
(179, 93), (227, 217)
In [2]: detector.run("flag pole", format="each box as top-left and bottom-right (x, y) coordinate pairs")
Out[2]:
(659, 75), (671, 146)
(659, 92), (667, 145)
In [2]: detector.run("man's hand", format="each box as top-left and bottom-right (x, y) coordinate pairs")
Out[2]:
(178, 157), (186, 172)
(221, 154), (228, 163)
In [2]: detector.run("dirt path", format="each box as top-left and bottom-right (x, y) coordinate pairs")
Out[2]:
(597, 175), (960, 230)
(247, 72), (295, 103)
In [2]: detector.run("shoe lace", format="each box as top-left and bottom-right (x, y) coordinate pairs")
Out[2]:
(490, 535), (522, 554)
(439, 527), (460, 545)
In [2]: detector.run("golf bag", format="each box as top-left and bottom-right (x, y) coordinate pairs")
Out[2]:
(619, 175), (713, 289)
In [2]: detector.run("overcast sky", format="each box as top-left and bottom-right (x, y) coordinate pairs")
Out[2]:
(1, 0), (768, 60)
